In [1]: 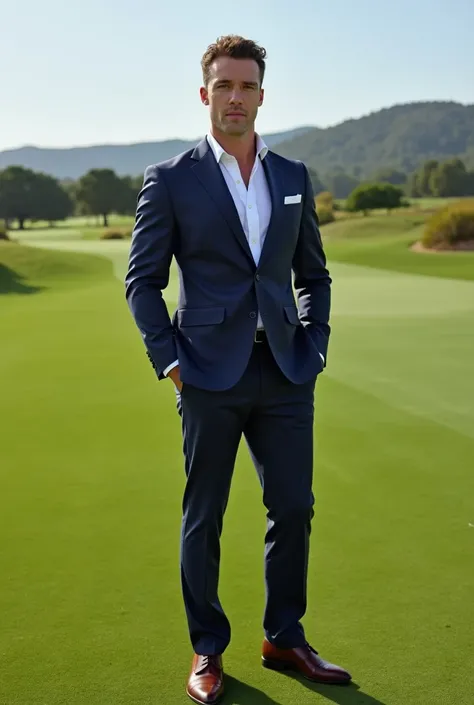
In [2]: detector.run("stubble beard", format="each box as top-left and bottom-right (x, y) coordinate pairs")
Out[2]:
(218, 113), (254, 137)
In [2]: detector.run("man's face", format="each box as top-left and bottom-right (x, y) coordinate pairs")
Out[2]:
(200, 56), (264, 136)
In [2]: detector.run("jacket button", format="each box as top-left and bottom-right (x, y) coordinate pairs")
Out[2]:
(249, 311), (257, 319)
(255, 274), (260, 281)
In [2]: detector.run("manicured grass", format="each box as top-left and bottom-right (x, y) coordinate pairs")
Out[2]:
(2, 197), (450, 244)
(1, 221), (473, 705)
(8, 215), (133, 244)
(410, 196), (459, 210)
(323, 214), (474, 281)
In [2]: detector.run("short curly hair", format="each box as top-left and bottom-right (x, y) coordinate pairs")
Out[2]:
(201, 35), (267, 87)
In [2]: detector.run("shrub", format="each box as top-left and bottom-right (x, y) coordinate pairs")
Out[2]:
(0, 223), (9, 240)
(346, 182), (404, 215)
(316, 205), (335, 225)
(100, 228), (132, 240)
(316, 191), (334, 208)
(422, 200), (474, 249)
(315, 192), (335, 224)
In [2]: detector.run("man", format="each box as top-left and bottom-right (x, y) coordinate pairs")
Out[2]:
(125, 35), (351, 704)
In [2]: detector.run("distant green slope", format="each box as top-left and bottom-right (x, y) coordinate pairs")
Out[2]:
(0, 127), (312, 179)
(274, 101), (474, 179)
(322, 214), (474, 281)
(0, 241), (114, 294)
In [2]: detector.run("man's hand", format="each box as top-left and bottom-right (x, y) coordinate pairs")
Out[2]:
(167, 365), (183, 392)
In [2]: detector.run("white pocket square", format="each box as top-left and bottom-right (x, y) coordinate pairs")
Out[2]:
(284, 194), (302, 205)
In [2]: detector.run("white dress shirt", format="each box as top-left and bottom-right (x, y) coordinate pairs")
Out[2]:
(163, 131), (272, 377)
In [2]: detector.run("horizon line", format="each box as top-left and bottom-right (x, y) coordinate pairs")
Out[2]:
(1, 98), (472, 153)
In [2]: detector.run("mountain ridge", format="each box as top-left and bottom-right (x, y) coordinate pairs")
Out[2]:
(0, 127), (312, 180)
(1, 101), (473, 181)
(272, 100), (474, 178)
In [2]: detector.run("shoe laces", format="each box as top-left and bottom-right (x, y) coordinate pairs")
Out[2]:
(197, 654), (219, 675)
(306, 642), (319, 655)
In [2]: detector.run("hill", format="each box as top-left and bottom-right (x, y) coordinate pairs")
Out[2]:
(0, 127), (311, 180)
(2, 101), (473, 182)
(273, 101), (474, 179)
(0, 240), (113, 294)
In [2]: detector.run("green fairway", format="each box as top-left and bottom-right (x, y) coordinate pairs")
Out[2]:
(323, 215), (474, 281)
(1, 214), (473, 705)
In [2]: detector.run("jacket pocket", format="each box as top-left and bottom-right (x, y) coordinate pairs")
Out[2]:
(283, 305), (300, 326)
(177, 307), (226, 327)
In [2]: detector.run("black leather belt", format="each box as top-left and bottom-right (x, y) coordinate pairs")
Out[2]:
(254, 329), (267, 344)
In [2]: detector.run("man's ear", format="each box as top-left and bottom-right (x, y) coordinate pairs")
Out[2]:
(200, 86), (209, 106)
(259, 88), (264, 107)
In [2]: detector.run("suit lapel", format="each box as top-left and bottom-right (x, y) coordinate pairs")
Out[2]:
(259, 152), (284, 268)
(191, 139), (254, 264)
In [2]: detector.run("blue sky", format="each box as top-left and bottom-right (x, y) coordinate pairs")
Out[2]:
(1, 0), (473, 150)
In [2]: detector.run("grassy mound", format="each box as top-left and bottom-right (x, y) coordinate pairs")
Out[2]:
(421, 199), (474, 250)
(322, 214), (474, 281)
(0, 241), (114, 294)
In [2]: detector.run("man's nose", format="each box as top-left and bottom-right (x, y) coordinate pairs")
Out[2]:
(229, 90), (243, 104)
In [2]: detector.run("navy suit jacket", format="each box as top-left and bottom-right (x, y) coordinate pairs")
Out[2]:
(125, 138), (331, 391)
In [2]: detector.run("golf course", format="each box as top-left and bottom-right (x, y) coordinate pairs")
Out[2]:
(1, 209), (473, 705)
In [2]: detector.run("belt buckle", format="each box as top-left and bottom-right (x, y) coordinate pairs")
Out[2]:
(254, 329), (263, 343)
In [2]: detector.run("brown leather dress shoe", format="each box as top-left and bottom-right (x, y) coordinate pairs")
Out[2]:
(186, 654), (224, 704)
(262, 638), (351, 685)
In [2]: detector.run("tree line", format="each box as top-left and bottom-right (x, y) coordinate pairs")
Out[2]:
(307, 157), (474, 200)
(0, 167), (143, 230)
(1, 157), (474, 231)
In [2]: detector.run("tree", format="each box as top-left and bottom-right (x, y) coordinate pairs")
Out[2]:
(429, 158), (472, 197)
(115, 175), (141, 216)
(346, 183), (404, 215)
(379, 183), (405, 211)
(33, 173), (73, 224)
(75, 169), (124, 226)
(306, 167), (325, 196)
(0, 166), (37, 229)
(61, 180), (80, 216)
(326, 172), (360, 199)
(408, 160), (439, 197)
(0, 167), (73, 228)
(465, 171), (474, 196)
